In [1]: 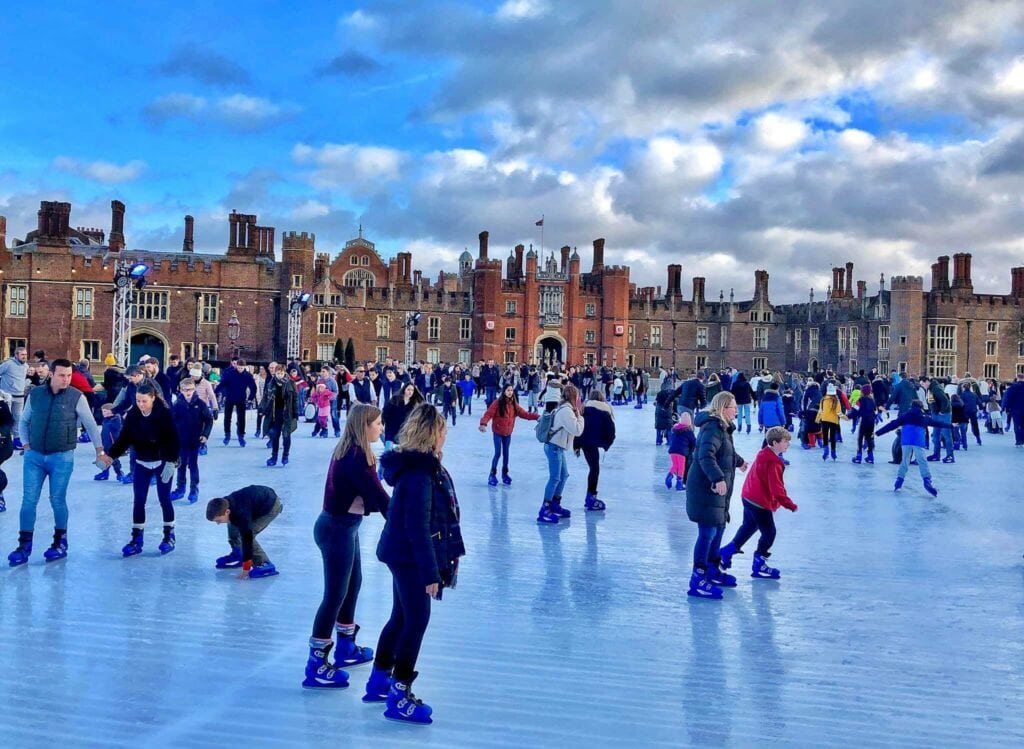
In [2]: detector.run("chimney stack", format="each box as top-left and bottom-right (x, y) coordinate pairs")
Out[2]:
(478, 231), (489, 260)
(229, 211), (239, 250)
(693, 277), (706, 306)
(754, 269), (770, 301)
(183, 215), (194, 252)
(560, 245), (570, 274)
(937, 255), (950, 291)
(857, 280), (866, 300)
(592, 238), (605, 273)
(413, 269), (422, 287)
(845, 262), (854, 297)
(0, 215), (6, 251)
(514, 244), (524, 278)
(1012, 267), (1024, 298)
(109, 200), (125, 251)
(952, 252), (973, 290)
(667, 264), (682, 296)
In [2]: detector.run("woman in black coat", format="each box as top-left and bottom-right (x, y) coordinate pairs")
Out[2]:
(730, 372), (754, 434)
(573, 390), (616, 511)
(685, 391), (747, 599)
(654, 379), (676, 446)
(371, 404), (465, 724)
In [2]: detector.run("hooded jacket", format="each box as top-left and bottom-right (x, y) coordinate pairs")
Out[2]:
(740, 447), (797, 513)
(730, 374), (754, 405)
(575, 399), (616, 451)
(383, 396), (420, 444)
(480, 396), (539, 437)
(377, 450), (465, 589)
(685, 410), (745, 526)
(758, 389), (786, 428)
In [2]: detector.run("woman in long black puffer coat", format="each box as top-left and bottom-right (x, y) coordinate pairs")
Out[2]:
(685, 391), (747, 600)
(654, 380), (676, 446)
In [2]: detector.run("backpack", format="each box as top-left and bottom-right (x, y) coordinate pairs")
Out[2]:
(535, 407), (562, 443)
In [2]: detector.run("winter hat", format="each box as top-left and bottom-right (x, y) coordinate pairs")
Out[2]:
(189, 367), (203, 378)
(104, 353), (117, 366)
(861, 383), (872, 396)
(826, 384), (837, 395)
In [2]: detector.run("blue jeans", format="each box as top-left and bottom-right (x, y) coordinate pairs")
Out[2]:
(485, 386), (497, 406)
(693, 523), (725, 570)
(101, 415), (124, 475)
(898, 444), (931, 480)
(176, 445), (200, 489)
(543, 443), (568, 503)
(736, 404), (751, 430)
(929, 413), (953, 459)
(311, 511), (363, 640)
(491, 434), (511, 476)
(20, 449), (75, 532)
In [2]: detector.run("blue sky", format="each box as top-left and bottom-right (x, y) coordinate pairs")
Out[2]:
(2, 1), (1024, 299)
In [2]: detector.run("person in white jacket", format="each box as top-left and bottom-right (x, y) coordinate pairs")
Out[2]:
(538, 383), (585, 524)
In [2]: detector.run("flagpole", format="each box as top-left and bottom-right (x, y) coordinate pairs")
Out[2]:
(541, 214), (544, 257)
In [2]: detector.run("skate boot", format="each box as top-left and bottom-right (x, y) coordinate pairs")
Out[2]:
(43, 529), (68, 563)
(708, 562), (737, 588)
(830, 448), (837, 461)
(942, 455), (955, 464)
(851, 451), (862, 464)
(282, 455), (289, 465)
(584, 493), (606, 512)
(719, 542), (741, 570)
(8, 531), (32, 567)
(158, 526), (176, 555)
(894, 476), (904, 491)
(536, 503), (560, 524)
(926, 454), (940, 462)
(266, 456), (277, 467)
(302, 641), (350, 689)
(169, 486), (186, 501)
(215, 547), (242, 569)
(687, 568), (723, 599)
(675, 476), (685, 492)
(384, 673), (433, 724)
(94, 468), (110, 481)
(664, 472), (673, 489)
(249, 561), (278, 578)
(122, 528), (144, 557)
(118, 473), (134, 485)
(187, 486), (199, 504)
(222, 436), (231, 446)
(752, 553), (781, 579)
(502, 473), (512, 486)
(865, 451), (874, 464)
(238, 437), (246, 448)
(822, 446), (830, 462)
(0, 495), (5, 512)
(363, 666), (393, 703)
(746, 424), (751, 434)
(487, 474), (498, 487)
(334, 624), (373, 667)
(923, 478), (938, 497)
(199, 444), (208, 456)
(549, 496), (571, 518)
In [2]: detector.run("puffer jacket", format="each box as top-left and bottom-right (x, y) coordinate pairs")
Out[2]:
(758, 390), (786, 428)
(685, 410), (746, 526)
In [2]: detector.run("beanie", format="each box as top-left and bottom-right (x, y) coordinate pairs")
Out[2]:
(104, 353), (117, 366)
(861, 383), (872, 396)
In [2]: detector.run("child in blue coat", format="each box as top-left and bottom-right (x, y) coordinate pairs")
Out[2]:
(457, 373), (475, 415)
(876, 400), (951, 496)
(666, 412), (696, 491)
(171, 378), (213, 503)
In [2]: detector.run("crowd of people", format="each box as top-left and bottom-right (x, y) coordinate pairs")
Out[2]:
(1, 343), (1023, 723)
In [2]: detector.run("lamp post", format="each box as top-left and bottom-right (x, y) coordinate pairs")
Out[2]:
(111, 260), (151, 367)
(642, 334), (649, 371)
(227, 310), (241, 358)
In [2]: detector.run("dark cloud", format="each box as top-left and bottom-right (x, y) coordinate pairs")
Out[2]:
(317, 51), (383, 77)
(981, 130), (1024, 176)
(155, 43), (251, 86)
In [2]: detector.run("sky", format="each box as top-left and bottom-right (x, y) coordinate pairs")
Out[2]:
(2, 0), (1024, 302)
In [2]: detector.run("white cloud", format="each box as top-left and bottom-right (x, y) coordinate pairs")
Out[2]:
(837, 128), (875, 152)
(292, 142), (406, 187)
(53, 157), (147, 184)
(215, 94), (284, 125)
(290, 200), (331, 220)
(753, 113), (809, 151)
(143, 93), (295, 130)
(994, 56), (1024, 95)
(496, 0), (547, 21)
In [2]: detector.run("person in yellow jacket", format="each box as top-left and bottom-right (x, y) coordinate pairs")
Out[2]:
(816, 384), (846, 461)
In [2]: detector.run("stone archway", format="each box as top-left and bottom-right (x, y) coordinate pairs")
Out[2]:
(130, 329), (168, 368)
(534, 333), (566, 366)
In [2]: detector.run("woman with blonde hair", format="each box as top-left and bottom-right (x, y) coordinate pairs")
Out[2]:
(685, 390), (748, 599)
(367, 404), (465, 724)
(304, 403), (389, 690)
(537, 383), (585, 523)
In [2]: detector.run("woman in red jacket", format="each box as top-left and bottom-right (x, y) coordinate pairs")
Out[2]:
(479, 384), (539, 486)
(718, 426), (798, 580)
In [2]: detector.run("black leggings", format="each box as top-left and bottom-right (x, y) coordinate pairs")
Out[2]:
(311, 512), (362, 640)
(582, 444), (600, 495)
(729, 499), (777, 556)
(857, 425), (875, 453)
(820, 422), (839, 451)
(373, 564), (432, 682)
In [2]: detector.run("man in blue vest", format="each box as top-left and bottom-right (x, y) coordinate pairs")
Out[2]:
(8, 359), (104, 566)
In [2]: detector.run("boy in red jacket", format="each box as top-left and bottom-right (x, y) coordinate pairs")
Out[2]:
(718, 426), (798, 579)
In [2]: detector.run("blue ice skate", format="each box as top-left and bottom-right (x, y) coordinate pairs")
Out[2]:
(502, 474), (512, 485)
(752, 553), (781, 579)
(8, 533), (32, 567)
(158, 528), (176, 555)
(302, 642), (350, 689)
(536, 504), (560, 524)
(664, 472), (673, 489)
(923, 478), (938, 497)
(43, 531), (67, 563)
(708, 564), (737, 588)
(249, 561), (278, 578)
(584, 494), (606, 512)
(687, 569), (723, 600)
(169, 486), (186, 501)
(384, 675), (433, 725)
(549, 497), (571, 518)
(187, 487), (199, 504)
(362, 667), (392, 703)
(851, 451), (862, 464)
(122, 529), (144, 557)
(215, 547), (242, 569)
(830, 448), (837, 461)
(675, 476), (684, 492)
(334, 625), (373, 667)
(865, 452), (874, 464)
(488, 474), (498, 487)
(718, 542), (741, 570)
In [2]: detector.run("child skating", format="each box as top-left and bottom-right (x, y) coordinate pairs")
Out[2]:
(666, 412), (695, 491)
(849, 382), (877, 464)
(719, 427), (798, 579)
(875, 399), (951, 497)
(206, 485), (284, 578)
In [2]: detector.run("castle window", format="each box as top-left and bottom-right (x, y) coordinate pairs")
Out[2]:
(696, 355), (707, 370)
(459, 318), (471, 340)
(585, 303), (596, 318)
(749, 311), (758, 322)
(458, 349), (471, 364)
(986, 340), (997, 357)
(201, 293), (219, 324)
(376, 315), (390, 338)
(987, 322), (998, 335)
(809, 328), (819, 353)
(330, 294), (342, 306)
(720, 327), (727, 348)
(313, 294), (326, 306)
(878, 325), (890, 351)
(628, 325), (635, 346)
(505, 351), (516, 364)
(505, 327), (516, 342)
(696, 327), (708, 348)
(927, 324), (957, 352)
(877, 360), (889, 374)
(317, 343), (334, 362)
(351, 256), (359, 265)
(794, 330), (802, 353)
(838, 328), (848, 354)
(849, 327), (858, 353)
(585, 330), (596, 344)
(5, 338), (26, 357)
(361, 255), (370, 266)
(377, 346), (390, 362)
(80, 340), (100, 361)
(181, 342), (194, 360)
(200, 343), (218, 361)
(343, 269), (375, 288)
(650, 325), (662, 347)
(506, 300), (517, 315)
(73, 287), (94, 319)
(318, 312), (336, 336)
(7, 285), (27, 318)
(428, 316), (440, 340)
(754, 327), (768, 351)
(753, 356), (768, 371)
(585, 353), (595, 366)
(426, 348), (440, 364)
(984, 363), (999, 380)
(292, 274), (303, 288)
(133, 290), (170, 321)
(650, 355), (661, 369)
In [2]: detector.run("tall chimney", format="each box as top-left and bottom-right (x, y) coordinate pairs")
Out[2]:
(478, 231), (489, 260)
(109, 200), (125, 251)
(229, 211), (239, 250)
(831, 268), (841, 297)
(857, 280), (866, 300)
(514, 244), (524, 278)
(693, 277), (706, 306)
(937, 255), (950, 291)
(183, 215), (194, 252)
(1012, 268), (1024, 298)
(667, 264), (682, 295)
(560, 245), (570, 274)
(952, 252), (973, 290)
(0, 215), (6, 251)
(247, 215), (258, 250)
(845, 261), (854, 297)
(592, 238), (605, 273)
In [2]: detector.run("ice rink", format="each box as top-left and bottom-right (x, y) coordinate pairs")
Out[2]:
(1, 400), (1023, 748)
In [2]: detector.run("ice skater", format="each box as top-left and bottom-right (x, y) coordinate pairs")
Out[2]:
(305, 404), (390, 690)
(440, 375), (458, 426)
(309, 382), (334, 438)
(666, 411), (695, 491)
(875, 399), (951, 497)
(719, 427), (798, 579)
(206, 485), (283, 578)
(479, 384), (539, 487)
(849, 382), (877, 464)
(0, 395), (13, 513)
(574, 389), (615, 511)
(170, 377), (212, 503)
(816, 384), (844, 461)
(536, 383), (585, 523)
(102, 382), (180, 556)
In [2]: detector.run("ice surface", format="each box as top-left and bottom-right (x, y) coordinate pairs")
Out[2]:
(1, 403), (1024, 748)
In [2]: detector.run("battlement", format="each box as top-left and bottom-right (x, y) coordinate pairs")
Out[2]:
(282, 231), (315, 251)
(890, 275), (924, 291)
(602, 265), (629, 278)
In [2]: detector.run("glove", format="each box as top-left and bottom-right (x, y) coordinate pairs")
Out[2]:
(160, 462), (176, 484)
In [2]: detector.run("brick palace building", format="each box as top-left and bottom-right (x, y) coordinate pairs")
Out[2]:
(1, 199), (1023, 381)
